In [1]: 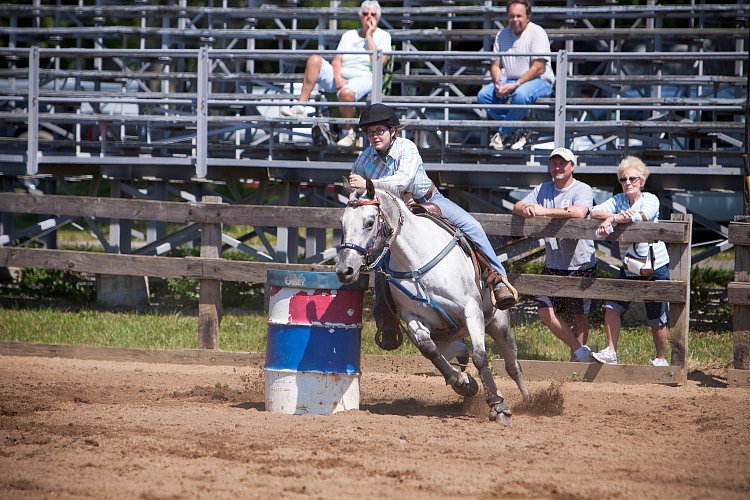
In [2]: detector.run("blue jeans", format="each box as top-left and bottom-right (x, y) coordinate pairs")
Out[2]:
(605, 264), (670, 328)
(477, 78), (553, 136)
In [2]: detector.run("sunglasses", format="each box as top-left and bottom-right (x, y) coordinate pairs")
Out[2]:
(619, 176), (641, 184)
(365, 127), (390, 138)
(361, 12), (378, 18)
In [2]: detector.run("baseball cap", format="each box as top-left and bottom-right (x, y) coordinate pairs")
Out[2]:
(549, 147), (576, 165)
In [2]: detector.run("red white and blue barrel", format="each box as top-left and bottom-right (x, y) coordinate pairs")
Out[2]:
(264, 270), (369, 415)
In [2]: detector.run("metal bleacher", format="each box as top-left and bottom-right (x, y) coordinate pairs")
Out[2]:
(0, 0), (747, 265)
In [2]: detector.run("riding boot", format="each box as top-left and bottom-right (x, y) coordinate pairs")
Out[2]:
(493, 284), (517, 311)
(374, 273), (403, 350)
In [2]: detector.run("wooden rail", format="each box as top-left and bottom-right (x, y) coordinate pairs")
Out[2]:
(728, 216), (750, 388)
(0, 193), (691, 383)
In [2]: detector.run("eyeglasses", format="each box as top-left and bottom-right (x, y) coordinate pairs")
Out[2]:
(619, 176), (641, 184)
(361, 12), (378, 18)
(365, 127), (390, 138)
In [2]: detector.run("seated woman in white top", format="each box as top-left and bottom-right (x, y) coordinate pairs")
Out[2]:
(280, 0), (391, 147)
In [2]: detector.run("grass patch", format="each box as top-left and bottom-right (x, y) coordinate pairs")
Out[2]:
(0, 306), (732, 370)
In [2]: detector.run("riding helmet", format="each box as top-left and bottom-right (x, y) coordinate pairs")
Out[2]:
(358, 103), (400, 129)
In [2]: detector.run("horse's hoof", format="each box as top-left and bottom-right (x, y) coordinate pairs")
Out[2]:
(489, 402), (512, 424)
(490, 411), (512, 425)
(374, 327), (403, 351)
(450, 372), (479, 398)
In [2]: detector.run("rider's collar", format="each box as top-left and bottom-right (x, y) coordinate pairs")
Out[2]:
(375, 136), (397, 162)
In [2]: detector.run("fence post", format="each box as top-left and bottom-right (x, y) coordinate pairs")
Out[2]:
(667, 213), (691, 382)
(199, 195), (222, 349)
(554, 49), (567, 148)
(26, 45), (39, 176)
(371, 48), (383, 104)
(195, 45), (209, 179)
(730, 216), (750, 378)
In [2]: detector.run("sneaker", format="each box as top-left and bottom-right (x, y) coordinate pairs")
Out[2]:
(509, 129), (528, 150)
(489, 132), (507, 151)
(571, 345), (594, 363)
(493, 285), (516, 310)
(280, 104), (315, 117)
(592, 346), (618, 365)
(375, 327), (403, 351)
(650, 358), (669, 367)
(570, 345), (597, 362)
(336, 130), (357, 147)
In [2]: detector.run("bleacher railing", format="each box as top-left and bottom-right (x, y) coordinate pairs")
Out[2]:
(0, 46), (745, 180)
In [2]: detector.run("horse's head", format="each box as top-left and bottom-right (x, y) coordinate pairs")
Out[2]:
(335, 178), (396, 284)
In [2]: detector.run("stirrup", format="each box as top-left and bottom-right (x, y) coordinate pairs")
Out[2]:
(490, 276), (519, 309)
(498, 275), (519, 301)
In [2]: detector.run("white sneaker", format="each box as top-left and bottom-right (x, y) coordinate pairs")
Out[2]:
(280, 104), (315, 117)
(571, 344), (599, 361)
(571, 345), (594, 363)
(592, 346), (618, 365)
(650, 358), (669, 367)
(509, 129), (528, 150)
(489, 132), (507, 150)
(336, 131), (357, 147)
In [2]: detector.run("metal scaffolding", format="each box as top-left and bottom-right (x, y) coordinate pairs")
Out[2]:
(0, 1), (748, 266)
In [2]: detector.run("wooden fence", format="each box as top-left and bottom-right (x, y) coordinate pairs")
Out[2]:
(728, 216), (750, 388)
(0, 192), (692, 384)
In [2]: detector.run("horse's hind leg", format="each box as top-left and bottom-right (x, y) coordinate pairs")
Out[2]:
(458, 311), (513, 423)
(487, 310), (529, 399)
(471, 347), (513, 423)
(405, 317), (478, 398)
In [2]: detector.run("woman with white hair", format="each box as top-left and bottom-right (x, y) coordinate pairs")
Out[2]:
(281, 1), (391, 147)
(589, 156), (671, 367)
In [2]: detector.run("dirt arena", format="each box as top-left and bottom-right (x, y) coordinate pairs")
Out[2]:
(1, 351), (748, 499)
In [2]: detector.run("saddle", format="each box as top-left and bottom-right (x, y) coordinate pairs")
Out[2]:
(410, 203), (503, 289)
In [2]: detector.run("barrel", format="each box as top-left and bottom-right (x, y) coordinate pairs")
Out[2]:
(264, 270), (369, 415)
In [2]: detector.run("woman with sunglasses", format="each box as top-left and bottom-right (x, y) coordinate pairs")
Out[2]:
(589, 156), (671, 367)
(347, 103), (517, 351)
(280, 1), (391, 147)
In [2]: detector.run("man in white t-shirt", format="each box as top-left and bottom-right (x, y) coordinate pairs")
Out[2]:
(280, 1), (391, 147)
(513, 147), (597, 363)
(477, 0), (555, 151)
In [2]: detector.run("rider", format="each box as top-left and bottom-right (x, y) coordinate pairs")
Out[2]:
(347, 103), (517, 350)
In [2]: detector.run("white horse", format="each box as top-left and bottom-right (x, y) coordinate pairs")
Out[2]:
(335, 182), (529, 423)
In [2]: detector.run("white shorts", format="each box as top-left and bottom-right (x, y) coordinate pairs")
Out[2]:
(317, 59), (373, 101)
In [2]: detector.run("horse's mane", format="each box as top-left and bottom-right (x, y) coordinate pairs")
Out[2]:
(372, 185), (411, 229)
(376, 183), (402, 199)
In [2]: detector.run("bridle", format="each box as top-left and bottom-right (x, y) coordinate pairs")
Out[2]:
(339, 193), (403, 270)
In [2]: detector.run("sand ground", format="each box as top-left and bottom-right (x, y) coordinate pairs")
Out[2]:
(1, 352), (749, 499)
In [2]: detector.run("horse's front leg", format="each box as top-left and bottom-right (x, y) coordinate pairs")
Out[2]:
(404, 315), (478, 398)
(465, 315), (513, 424)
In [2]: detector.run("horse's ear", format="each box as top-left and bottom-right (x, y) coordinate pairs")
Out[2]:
(365, 179), (375, 200)
(342, 176), (353, 194)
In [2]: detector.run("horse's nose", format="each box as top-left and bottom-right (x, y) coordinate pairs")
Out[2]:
(336, 266), (355, 283)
